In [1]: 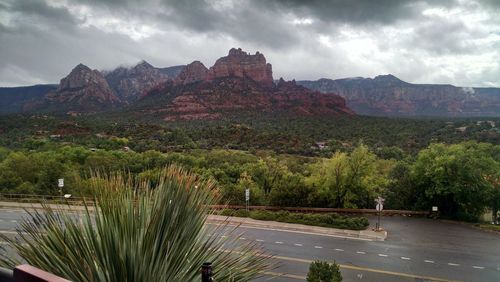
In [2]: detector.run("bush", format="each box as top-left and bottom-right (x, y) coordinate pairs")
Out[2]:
(307, 260), (342, 282)
(219, 209), (369, 230)
(219, 209), (235, 216)
(249, 210), (277, 221)
(234, 209), (250, 217)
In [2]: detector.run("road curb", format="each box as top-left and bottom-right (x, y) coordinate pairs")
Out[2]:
(207, 215), (387, 241)
(0, 202), (387, 241)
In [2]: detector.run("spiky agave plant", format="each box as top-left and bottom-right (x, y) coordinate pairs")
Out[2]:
(0, 166), (271, 281)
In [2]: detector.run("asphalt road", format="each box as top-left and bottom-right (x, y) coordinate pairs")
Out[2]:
(0, 209), (499, 282)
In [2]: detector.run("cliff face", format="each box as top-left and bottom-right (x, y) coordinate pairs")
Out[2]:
(138, 49), (353, 121)
(105, 61), (180, 102)
(298, 75), (500, 117)
(40, 64), (122, 113)
(205, 48), (274, 88)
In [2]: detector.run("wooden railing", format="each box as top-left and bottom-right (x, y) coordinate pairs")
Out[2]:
(209, 205), (430, 216)
(0, 193), (429, 216)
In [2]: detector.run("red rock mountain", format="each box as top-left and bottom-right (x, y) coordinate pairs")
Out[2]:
(138, 48), (353, 120)
(39, 64), (122, 113)
(105, 61), (182, 102)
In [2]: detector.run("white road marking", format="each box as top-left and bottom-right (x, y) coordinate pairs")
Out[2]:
(472, 266), (484, 269)
(256, 239), (264, 242)
(314, 246), (323, 249)
(10, 220), (16, 223)
(221, 235), (227, 238)
(239, 237), (246, 240)
(401, 257), (411, 260)
(334, 248), (344, 252)
(424, 260), (435, 263)
(448, 263), (460, 266)
(378, 254), (388, 257)
(294, 243), (303, 247)
(211, 224), (375, 241)
(275, 241), (283, 244)
(356, 251), (366, 254)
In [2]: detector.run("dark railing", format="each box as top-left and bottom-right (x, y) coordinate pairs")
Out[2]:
(0, 267), (13, 282)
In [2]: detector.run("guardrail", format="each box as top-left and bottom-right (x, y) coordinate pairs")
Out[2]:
(0, 193), (429, 216)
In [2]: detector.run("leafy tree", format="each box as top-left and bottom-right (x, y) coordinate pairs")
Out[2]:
(307, 144), (386, 208)
(412, 142), (498, 220)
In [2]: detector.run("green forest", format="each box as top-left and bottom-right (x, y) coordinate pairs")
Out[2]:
(0, 114), (499, 221)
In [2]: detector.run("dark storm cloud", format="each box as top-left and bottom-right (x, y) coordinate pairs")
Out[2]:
(6, 0), (80, 29)
(0, 0), (499, 87)
(260, 0), (457, 25)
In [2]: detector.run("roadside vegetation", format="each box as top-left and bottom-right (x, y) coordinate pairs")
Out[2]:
(0, 114), (499, 222)
(219, 209), (369, 230)
(307, 260), (342, 282)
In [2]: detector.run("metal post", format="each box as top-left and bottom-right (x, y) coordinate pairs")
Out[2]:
(201, 262), (213, 282)
(377, 210), (381, 231)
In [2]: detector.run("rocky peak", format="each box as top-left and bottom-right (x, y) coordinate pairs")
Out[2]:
(174, 61), (208, 85)
(132, 60), (155, 72)
(104, 61), (172, 102)
(40, 63), (121, 113)
(373, 74), (405, 85)
(206, 48), (274, 88)
(58, 64), (109, 91)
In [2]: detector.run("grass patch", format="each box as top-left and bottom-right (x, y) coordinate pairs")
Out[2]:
(478, 224), (500, 232)
(218, 209), (369, 231)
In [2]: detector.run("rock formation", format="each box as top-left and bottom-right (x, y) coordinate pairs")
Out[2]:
(298, 75), (500, 117)
(42, 64), (121, 113)
(137, 48), (353, 121)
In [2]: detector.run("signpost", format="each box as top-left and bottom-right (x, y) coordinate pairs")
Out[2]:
(245, 188), (250, 212)
(375, 196), (385, 231)
(58, 178), (64, 199)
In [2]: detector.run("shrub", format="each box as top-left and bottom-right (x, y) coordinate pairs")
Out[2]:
(222, 209), (369, 231)
(219, 209), (235, 216)
(249, 210), (276, 221)
(307, 260), (342, 282)
(234, 209), (250, 217)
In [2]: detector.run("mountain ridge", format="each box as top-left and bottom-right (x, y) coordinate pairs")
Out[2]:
(298, 75), (500, 117)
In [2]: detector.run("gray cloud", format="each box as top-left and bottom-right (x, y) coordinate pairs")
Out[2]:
(0, 0), (499, 87)
(260, 0), (457, 25)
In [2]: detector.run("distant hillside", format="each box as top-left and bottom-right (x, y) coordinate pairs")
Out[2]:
(298, 75), (500, 117)
(0, 84), (56, 113)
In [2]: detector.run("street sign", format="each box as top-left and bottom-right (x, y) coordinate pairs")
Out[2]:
(58, 178), (64, 188)
(432, 206), (438, 212)
(376, 203), (383, 211)
(375, 196), (385, 205)
(245, 189), (250, 201)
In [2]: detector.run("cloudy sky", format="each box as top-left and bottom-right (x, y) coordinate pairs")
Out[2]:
(0, 0), (499, 87)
